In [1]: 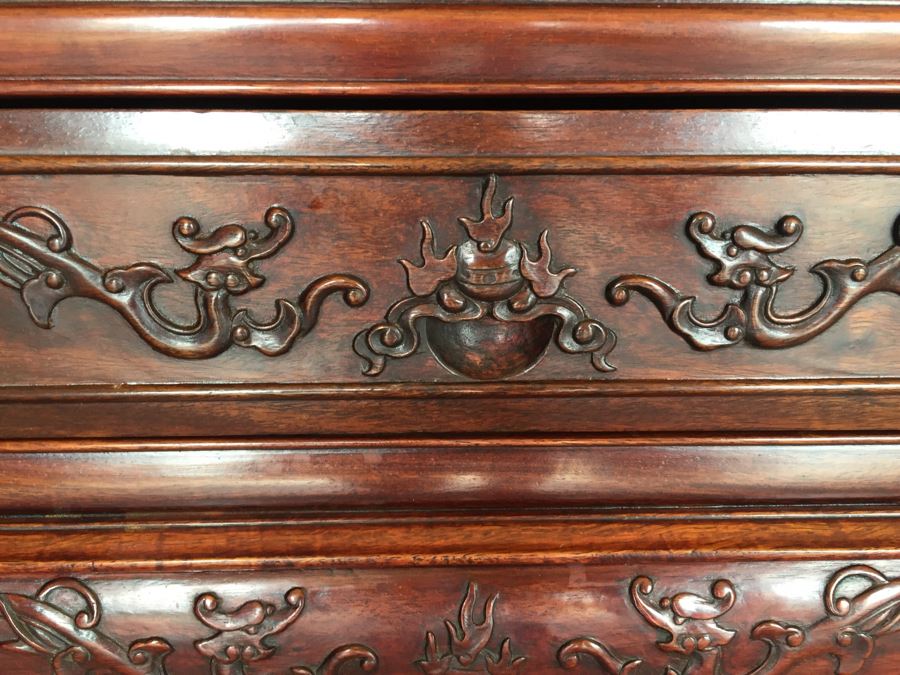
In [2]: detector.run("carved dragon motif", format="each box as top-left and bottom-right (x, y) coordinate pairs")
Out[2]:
(194, 587), (378, 675)
(607, 212), (900, 350)
(0, 205), (368, 358)
(559, 565), (900, 674)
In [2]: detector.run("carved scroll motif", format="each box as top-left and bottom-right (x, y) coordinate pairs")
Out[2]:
(0, 206), (369, 358)
(354, 176), (616, 380)
(194, 587), (378, 675)
(417, 582), (526, 674)
(607, 212), (900, 350)
(0, 577), (173, 674)
(558, 565), (900, 674)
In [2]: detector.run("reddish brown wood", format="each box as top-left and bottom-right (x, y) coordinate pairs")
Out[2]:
(2, 559), (900, 673)
(0, 435), (897, 514)
(1, 110), (900, 161)
(0, 6), (898, 672)
(1, 509), (900, 573)
(0, 5), (899, 96)
(0, 168), (897, 439)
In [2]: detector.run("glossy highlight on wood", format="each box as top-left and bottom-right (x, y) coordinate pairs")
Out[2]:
(354, 175), (616, 379)
(1, 5), (900, 96)
(1, 0), (899, 670)
(0, 205), (369, 359)
(0, 577), (172, 674)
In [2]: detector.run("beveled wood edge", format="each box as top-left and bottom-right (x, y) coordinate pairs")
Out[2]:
(1, 509), (898, 573)
(1, 5), (899, 96)
(3, 155), (900, 175)
(2, 378), (897, 402)
(0, 436), (897, 514)
(6, 79), (900, 97)
(3, 432), (899, 452)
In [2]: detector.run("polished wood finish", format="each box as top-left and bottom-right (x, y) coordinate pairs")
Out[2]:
(1, 435), (898, 514)
(3, 559), (900, 672)
(1, 3), (899, 674)
(2, 4), (900, 96)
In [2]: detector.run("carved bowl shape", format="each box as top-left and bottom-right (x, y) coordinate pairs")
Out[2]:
(425, 316), (556, 379)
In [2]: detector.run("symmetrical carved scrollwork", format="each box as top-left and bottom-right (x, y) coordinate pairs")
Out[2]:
(194, 587), (378, 675)
(418, 582), (526, 674)
(558, 565), (900, 674)
(0, 577), (173, 674)
(354, 176), (616, 379)
(607, 212), (900, 350)
(0, 205), (369, 358)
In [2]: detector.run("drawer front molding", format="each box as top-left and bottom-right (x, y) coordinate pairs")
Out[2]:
(609, 211), (900, 351)
(354, 175), (617, 379)
(0, 206), (369, 359)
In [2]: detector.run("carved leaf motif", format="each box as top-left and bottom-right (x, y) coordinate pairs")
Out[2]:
(458, 174), (514, 252)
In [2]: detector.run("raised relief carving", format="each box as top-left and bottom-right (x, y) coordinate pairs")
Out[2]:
(194, 587), (378, 674)
(0, 205), (369, 358)
(418, 582), (526, 674)
(0, 577), (173, 674)
(608, 212), (900, 350)
(354, 176), (616, 379)
(558, 565), (900, 674)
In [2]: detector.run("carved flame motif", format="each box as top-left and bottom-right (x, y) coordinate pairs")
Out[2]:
(559, 565), (900, 674)
(608, 211), (900, 350)
(418, 583), (526, 674)
(354, 176), (617, 379)
(0, 205), (368, 359)
(194, 587), (379, 675)
(0, 577), (173, 674)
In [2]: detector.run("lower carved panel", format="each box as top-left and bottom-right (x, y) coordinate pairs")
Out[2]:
(1, 563), (899, 674)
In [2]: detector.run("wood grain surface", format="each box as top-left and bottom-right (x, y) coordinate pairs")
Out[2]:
(0, 9), (898, 667)
(0, 4), (899, 96)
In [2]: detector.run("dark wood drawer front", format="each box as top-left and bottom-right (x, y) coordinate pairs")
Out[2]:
(0, 110), (898, 437)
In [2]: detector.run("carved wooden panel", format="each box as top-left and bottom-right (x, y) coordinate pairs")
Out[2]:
(559, 565), (900, 674)
(609, 211), (900, 351)
(0, 110), (898, 437)
(0, 205), (368, 359)
(2, 563), (900, 674)
(355, 175), (615, 379)
(0, 8), (898, 675)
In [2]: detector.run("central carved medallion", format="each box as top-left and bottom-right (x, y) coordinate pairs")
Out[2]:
(354, 176), (617, 379)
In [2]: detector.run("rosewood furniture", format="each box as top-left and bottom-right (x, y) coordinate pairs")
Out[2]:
(0, 3), (899, 673)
